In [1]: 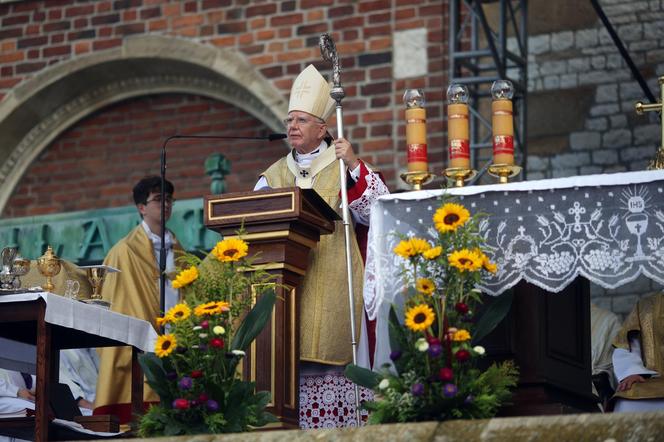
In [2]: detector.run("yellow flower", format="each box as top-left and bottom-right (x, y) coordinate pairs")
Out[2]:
(156, 316), (171, 327)
(172, 266), (198, 289)
(404, 304), (435, 332)
(212, 238), (249, 262)
(155, 334), (177, 358)
(194, 301), (231, 316)
(452, 329), (471, 342)
(433, 203), (470, 233)
(422, 246), (442, 260)
(166, 303), (191, 322)
(409, 237), (431, 254)
(393, 239), (415, 258)
(448, 249), (483, 272)
(481, 253), (497, 273)
(416, 278), (436, 295)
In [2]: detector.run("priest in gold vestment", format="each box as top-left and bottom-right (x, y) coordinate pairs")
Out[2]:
(612, 291), (664, 412)
(254, 64), (389, 428)
(94, 176), (184, 423)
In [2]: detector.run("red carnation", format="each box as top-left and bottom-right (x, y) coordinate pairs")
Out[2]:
(439, 367), (454, 382)
(173, 398), (190, 410)
(200, 320), (209, 329)
(455, 349), (471, 362)
(427, 335), (441, 346)
(210, 338), (224, 349)
(191, 369), (203, 378)
(198, 392), (209, 402)
(455, 302), (469, 314)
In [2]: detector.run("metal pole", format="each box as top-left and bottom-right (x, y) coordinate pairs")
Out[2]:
(319, 33), (362, 426)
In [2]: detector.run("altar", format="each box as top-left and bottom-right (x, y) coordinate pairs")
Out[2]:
(362, 170), (664, 412)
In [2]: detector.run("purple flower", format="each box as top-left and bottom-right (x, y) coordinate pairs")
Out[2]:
(206, 399), (219, 412)
(389, 350), (402, 361)
(198, 343), (208, 352)
(178, 376), (193, 390)
(165, 371), (178, 381)
(464, 394), (474, 404)
(428, 343), (443, 358)
(411, 383), (425, 397)
(442, 383), (458, 398)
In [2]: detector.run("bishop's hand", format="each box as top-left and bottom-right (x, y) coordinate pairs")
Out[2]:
(334, 137), (359, 170)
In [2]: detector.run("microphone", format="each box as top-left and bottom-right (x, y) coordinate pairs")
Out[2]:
(158, 132), (287, 320)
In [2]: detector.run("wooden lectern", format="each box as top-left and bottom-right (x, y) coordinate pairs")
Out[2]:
(204, 188), (339, 428)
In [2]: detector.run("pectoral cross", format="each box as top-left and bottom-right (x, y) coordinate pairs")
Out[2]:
(299, 169), (309, 178)
(635, 75), (664, 169)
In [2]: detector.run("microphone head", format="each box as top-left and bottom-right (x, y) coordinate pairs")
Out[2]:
(268, 133), (288, 141)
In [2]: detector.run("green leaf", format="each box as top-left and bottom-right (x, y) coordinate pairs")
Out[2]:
(344, 363), (381, 389)
(231, 288), (277, 351)
(472, 290), (513, 345)
(138, 353), (173, 402)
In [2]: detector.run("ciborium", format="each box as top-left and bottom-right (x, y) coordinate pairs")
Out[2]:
(37, 246), (61, 292)
(11, 255), (30, 288)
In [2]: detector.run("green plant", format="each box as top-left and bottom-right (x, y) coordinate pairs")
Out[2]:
(346, 200), (518, 424)
(138, 237), (279, 436)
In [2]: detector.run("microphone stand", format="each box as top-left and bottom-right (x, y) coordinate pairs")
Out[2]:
(158, 133), (287, 320)
(319, 33), (362, 425)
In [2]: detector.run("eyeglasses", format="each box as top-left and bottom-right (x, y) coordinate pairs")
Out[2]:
(282, 116), (324, 127)
(146, 195), (176, 205)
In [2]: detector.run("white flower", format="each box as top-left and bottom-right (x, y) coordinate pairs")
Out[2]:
(213, 325), (225, 335)
(471, 288), (482, 294)
(378, 379), (390, 390)
(199, 333), (208, 339)
(415, 338), (429, 352)
(192, 326), (202, 331)
(231, 350), (245, 357)
(473, 345), (486, 355)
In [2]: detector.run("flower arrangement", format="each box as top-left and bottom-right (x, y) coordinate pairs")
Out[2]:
(138, 237), (278, 436)
(346, 201), (518, 423)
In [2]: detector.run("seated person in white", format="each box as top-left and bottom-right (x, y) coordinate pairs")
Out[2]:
(59, 348), (99, 412)
(611, 292), (664, 412)
(0, 369), (34, 416)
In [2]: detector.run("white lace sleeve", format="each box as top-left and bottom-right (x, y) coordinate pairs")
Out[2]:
(349, 173), (390, 225)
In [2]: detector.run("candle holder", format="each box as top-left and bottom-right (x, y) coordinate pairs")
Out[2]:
(36, 245), (61, 292)
(444, 167), (476, 187)
(488, 163), (522, 184)
(400, 171), (435, 190)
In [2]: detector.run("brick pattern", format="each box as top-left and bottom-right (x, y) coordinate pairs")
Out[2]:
(2, 94), (282, 218)
(522, 0), (664, 180)
(0, 0), (448, 198)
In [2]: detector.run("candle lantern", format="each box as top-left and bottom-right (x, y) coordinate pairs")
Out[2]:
(488, 79), (521, 183)
(400, 89), (434, 190)
(444, 83), (476, 187)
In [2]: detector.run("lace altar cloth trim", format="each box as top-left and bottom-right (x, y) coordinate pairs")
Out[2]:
(299, 373), (373, 429)
(364, 170), (664, 320)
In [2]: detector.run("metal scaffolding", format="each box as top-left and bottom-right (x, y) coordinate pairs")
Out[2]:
(449, 0), (528, 181)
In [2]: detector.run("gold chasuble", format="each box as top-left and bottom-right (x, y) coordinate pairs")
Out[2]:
(261, 147), (365, 366)
(613, 293), (664, 400)
(94, 225), (183, 422)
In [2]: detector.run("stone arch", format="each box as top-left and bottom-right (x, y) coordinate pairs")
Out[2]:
(0, 35), (288, 213)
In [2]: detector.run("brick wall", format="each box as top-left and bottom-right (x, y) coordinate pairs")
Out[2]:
(2, 93), (281, 217)
(0, 0), (448, 208)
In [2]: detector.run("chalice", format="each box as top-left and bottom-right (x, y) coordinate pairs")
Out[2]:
(11, 255), (30, 289)
(37, 246), (61, 292)
(86, 266), (109, 305)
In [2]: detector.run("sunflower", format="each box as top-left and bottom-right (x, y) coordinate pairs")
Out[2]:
(166, 303), (191, 322)
(422, 246), (442, 260)
(212, 238), (249, 262)
(448, 249), (483, 272)
(416, 278), (436, 295)
(433, 203), (470, 233)
(404, 304), (435, 332)
(172, 266), (199, 289)
(155, 334), (177, 358)
(156, 316), (171, 327)
(194, 301), (231, 316)
(452, 329), (471, 342)
(393, 239), (415, 258)
(409, 237), (431, 254)
(481, 253), (498, 273)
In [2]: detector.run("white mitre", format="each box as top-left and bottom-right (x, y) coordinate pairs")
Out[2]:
(288, 64), (335, 121)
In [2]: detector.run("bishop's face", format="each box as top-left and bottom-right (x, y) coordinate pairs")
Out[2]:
(285, 111), (327, 154)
